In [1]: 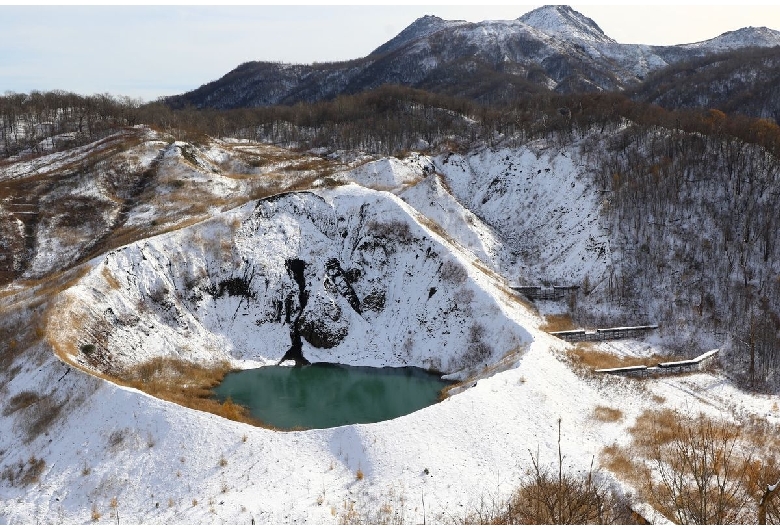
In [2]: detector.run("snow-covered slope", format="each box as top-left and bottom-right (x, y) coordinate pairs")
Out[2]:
(49, 184), (535, 379)
(2, 130), (780, 524)
(519, 4), (615, 44)
(433, 144), (611, 286)
(336, 143), (611, 289)
(681, 26), (780, 51)
(370, 14), (469, 56)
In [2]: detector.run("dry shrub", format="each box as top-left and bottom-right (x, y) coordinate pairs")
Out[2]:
(368, 219), (414, 244)
(108, 428), (129, 449)
(613, 409), (770, 525)
(541, 313), (576, 332)
(1, 456), (46, 487)
(477, 464), (633, 525)
(593, 406), (623, 423)
(601, 444), (639, 480)
(18, 396), (63, 443)
(629, 408), (682, 454)
(91, 504), (101, 521)
(116, 358), (259, 426)
(3, 391), (41, 415)
(463, 421), (634, 525)
(741, 412), (780, 455)
(642, 413), (756, 524)
(440, 259), (467, 285)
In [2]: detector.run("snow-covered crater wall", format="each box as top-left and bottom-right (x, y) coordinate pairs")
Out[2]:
(50, 184), (536, 377)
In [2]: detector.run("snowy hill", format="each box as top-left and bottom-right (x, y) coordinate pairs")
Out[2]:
(681, 26), (780, 51)
(49, 185), (535, 379)
(2, 123), (780, 524)
(370, 14), (469, 56)
(518, 4), (615, 44)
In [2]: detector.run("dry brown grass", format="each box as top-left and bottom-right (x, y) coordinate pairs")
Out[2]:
(1, 456), (47, 487)
(47, 290), (269, 428)
(100, 267), (122, 291)
(593, 405), (623, 423)
(629, 408), (683, 453)
(601, 443), (640, 480)
(567, 344), (676, 371)
(540, 313), (576, 332)
(115, 358), (260, 426)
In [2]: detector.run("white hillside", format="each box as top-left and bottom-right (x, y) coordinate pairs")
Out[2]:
(2, 135), (779, 525)
(433, 144), (612, 287)
(519, 4), (616, 44)
(49, 184), (535, 378)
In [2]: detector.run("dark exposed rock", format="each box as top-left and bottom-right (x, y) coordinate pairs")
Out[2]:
(278, 258), (311, 366)
(324, 258), (362, 314)
(299, 314), (349, 349)
(362, 289), (386, 313)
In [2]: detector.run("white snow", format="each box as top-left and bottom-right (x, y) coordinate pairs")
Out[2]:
(1, 138), (779, 525)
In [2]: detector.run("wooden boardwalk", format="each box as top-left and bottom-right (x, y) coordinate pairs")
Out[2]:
(550, 325), (659, 343)
(594, 349), (719, 377)
(511, 285), (579, 301)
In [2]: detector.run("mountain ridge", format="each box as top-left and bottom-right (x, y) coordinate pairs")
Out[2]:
(166, 5), (780, 111)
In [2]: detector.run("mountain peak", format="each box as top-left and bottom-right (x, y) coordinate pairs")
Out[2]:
(683, 25), (780, 51)
(370, 14), (467, 56)
(519, 5), (614, 44)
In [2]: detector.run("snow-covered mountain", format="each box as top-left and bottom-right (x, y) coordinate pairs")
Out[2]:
(518, 4), (614, 44)
(167, 5), (780, 110)
(370, 14), (468, 56)
(681, 25), (780, 51)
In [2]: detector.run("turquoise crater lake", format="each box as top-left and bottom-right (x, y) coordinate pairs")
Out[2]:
(214, 363), (449, 430)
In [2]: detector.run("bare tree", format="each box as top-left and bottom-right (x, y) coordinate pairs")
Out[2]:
(646, 414), (756, 524)
(465, 419), (634, 525)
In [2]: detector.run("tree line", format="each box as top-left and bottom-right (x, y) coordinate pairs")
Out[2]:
(3, 86), (780, 160)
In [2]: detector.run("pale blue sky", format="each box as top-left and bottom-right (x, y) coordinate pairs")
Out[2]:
(2, 5), (779, 101)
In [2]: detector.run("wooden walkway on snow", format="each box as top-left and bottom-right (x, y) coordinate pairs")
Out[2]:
(594, 349), (719, 377)
(550, 325), (658, 343)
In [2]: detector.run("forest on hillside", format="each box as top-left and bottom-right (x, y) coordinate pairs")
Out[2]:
(1, 87), (779, 389)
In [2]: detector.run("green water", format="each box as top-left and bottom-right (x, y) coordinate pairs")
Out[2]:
(214, 363), (449, 430)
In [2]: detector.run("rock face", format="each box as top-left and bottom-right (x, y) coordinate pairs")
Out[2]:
(53, 184), (534, 376)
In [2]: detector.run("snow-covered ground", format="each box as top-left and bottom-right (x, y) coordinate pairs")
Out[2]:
(1, 139), (778, 524)
(3, 323), (777, 524)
